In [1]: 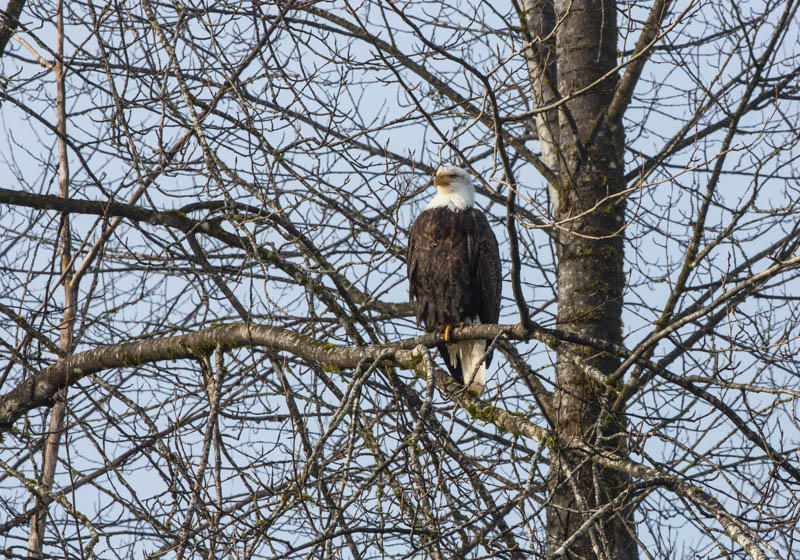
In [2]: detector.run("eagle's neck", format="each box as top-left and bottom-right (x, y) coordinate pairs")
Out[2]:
(425, 185), (474, 212)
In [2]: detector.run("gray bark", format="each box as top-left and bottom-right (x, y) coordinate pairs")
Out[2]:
(546, 0), (637, 558)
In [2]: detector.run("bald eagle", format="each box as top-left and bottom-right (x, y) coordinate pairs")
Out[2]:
(407, 166), (502, 394)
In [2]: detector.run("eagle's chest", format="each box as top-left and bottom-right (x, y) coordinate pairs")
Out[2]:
(423, 213), (472, 256)
(412, 209), (476, 281)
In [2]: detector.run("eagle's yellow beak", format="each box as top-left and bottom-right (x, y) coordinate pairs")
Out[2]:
(433, 173), (451, 188)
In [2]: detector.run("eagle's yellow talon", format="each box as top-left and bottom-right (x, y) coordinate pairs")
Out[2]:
(444, 324), (452, 342)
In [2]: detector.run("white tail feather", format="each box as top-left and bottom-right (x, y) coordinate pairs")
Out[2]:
(446, 317), (486, 394)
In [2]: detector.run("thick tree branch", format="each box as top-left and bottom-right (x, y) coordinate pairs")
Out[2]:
(0, 314), (777, 559)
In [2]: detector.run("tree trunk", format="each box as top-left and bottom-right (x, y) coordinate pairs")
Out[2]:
(545, 1), (637, 558)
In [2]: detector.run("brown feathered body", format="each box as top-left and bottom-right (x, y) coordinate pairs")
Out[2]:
(407, 205), (501, 392)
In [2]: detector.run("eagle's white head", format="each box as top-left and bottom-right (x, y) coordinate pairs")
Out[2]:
(426, 166), (475, 211)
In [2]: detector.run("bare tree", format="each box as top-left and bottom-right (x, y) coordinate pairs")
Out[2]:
(1, 1), (799, 559)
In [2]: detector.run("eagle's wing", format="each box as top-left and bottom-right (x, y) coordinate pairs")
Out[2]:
(470, 209), (502, 325)
(407, 213), (430, 327)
